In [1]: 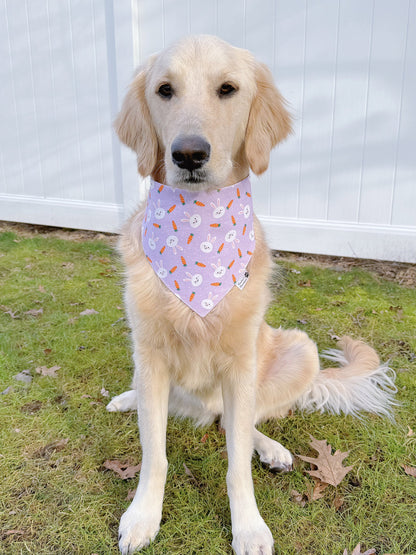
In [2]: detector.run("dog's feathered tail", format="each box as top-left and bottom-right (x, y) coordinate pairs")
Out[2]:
(294, 336), (397, 419)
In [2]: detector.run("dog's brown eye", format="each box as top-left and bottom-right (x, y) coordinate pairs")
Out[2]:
(218, 83), (236, 97)
(158, 84), (173, 99)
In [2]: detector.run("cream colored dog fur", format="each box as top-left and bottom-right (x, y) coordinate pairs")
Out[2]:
(107, 35), (396, 555)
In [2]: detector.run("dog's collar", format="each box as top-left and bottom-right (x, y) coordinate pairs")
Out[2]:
(141, 177), (256, 317)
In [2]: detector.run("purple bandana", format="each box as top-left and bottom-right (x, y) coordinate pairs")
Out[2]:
(142, 177), (255, 317)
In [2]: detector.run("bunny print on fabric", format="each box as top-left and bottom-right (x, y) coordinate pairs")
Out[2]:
(142, 177), (255, 317)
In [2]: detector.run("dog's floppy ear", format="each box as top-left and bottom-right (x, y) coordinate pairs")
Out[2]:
(114, 65), (158, 177)
(245, 62), (292, 175)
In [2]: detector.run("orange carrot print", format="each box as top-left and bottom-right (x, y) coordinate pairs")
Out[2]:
(153, 223), (161, 229)
(181, 256), (187, 266)
(194, 200), (205, 207)
(228, 259), (235, 269)
(246, 191), (251, 197)
(226, 199), (234, 210)
(211, 282), (222, 287)
(158, 185), (164, 193)
(167, 204), (176, 214)
(172, 220), (178, 232)
(217, 243), (224, 254)
(210, 223), (221, 227)
(174, 280), (180, 291)
(231, 215), (236, 226)
(195, 261), (206, 268)
(160, 246), (166, 255)
(238, 248), (242, 258)
(242, 224), (247, 235)
(179, 194), (186, 205)
(247, 250), (253, 256)
(169, 266), (177, 274)
(187, 233), (194, 244)
(144, 228), (147, 236)
(189, 292), (195, 302)
(237, 188), (241, 198)
(146, 255), (152, 264)
(232, 274), (237, 283)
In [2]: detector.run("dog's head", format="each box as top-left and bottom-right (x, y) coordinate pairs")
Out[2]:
(115, 35), (292, 190)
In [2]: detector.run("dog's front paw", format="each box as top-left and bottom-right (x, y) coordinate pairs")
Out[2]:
(232, 520), (274, 555)
(118, 504), (160, 554)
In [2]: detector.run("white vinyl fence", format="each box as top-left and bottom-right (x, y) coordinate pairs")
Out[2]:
(1, 0), (415, 262)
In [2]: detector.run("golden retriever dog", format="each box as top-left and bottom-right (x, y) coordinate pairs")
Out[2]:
(107, 35), (396, 555)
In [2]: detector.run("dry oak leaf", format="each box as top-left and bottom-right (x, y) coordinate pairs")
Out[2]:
(80, 308), (99, 316)
(343, 543), (375, 555)
(103, 459), (141, 480)
(297, 436), (353, 487)
(35, 365), (61, 377)
(126, 488), (136, 501)
(402, 464), (416, 477)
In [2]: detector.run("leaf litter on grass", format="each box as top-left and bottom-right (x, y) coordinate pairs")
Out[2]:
(297, 435), (353, 487)
(1, 228), (416, 554)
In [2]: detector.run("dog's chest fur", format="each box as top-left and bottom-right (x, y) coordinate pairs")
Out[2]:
(121, 201), (273, 394)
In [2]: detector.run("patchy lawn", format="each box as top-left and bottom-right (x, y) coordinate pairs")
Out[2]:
(0, 225), (415, 555)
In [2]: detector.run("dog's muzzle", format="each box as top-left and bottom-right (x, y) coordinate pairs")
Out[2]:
(171, 135), (211, 172)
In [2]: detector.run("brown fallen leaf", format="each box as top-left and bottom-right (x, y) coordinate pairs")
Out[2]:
(290, 489), (307, 507)
(297, 436), (353, 487)
(343, 543), (376, 555)
(103, 460), (141, 480)
(333, 494), (345, 510)
(200, 433), (209, 443)
(307, 479), (329, 501)
(80, 308), (99, 316)
(4, 530), (25, 536)
(35, 365), (61, 377)
(33, 438), (69, 460)
(183, 462), (197, 482)
(298, 280), (311, 287)
(126, 488), (136, 500)
(24, 308), (43, 317)
(402, 464), (416, 477)
(1, 305), (20, 319)
(20, 400), (42, 414)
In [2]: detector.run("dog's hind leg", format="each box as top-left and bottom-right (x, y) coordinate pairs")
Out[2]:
(106, 390), (137, 412)
(253, 428), (293, 472)
(255, 325), (320, 423)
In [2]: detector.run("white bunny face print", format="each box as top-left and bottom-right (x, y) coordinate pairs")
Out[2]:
(200, 234), (216, 254)
(181, 212), (202, 228)
(211, 199), (226, 219)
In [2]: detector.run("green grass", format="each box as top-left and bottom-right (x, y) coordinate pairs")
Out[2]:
(0, 229), (415, 555)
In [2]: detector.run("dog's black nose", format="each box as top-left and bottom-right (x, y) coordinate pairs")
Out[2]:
(171, 135), (211, 171)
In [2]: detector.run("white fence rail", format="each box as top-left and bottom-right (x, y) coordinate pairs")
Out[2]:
(1, 0), (415, 262)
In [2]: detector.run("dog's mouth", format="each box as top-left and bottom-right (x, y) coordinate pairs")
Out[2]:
(171, 169), (213, 191)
